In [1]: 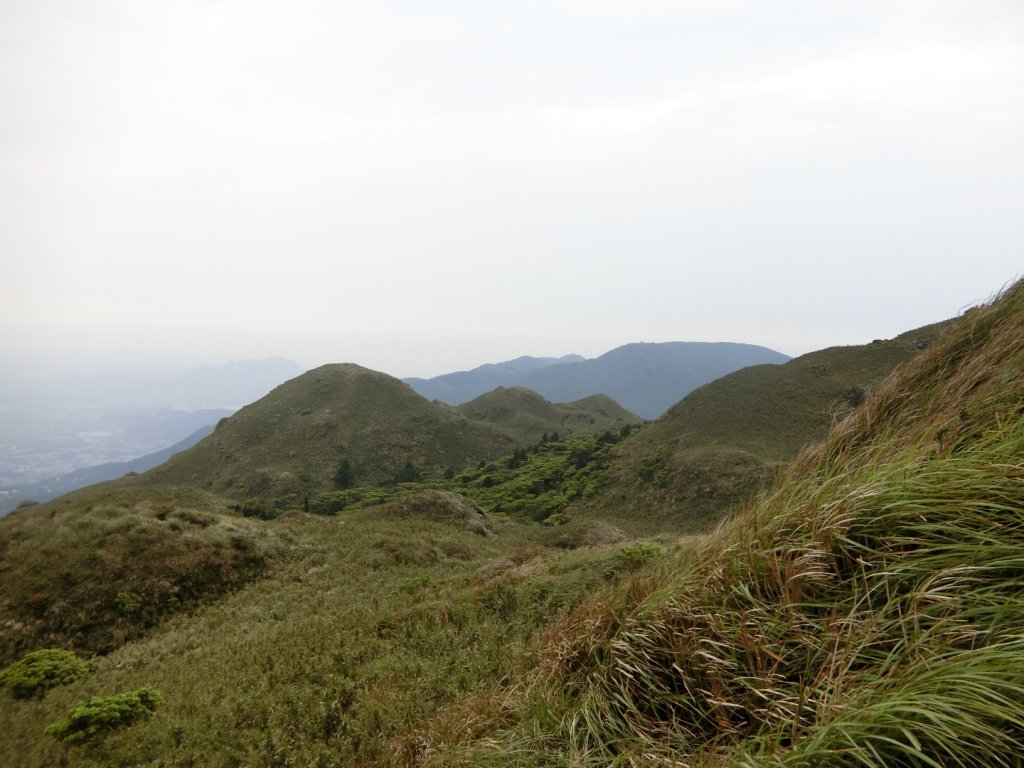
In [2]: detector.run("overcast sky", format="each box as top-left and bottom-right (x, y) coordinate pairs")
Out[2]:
(1, 0), (1022, 379)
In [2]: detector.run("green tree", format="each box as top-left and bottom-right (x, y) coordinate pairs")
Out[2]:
(392, 459), (421, 484)
(333, 458), (355, 489)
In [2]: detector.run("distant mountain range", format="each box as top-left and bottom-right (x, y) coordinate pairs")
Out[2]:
(406, 342), (791, 419)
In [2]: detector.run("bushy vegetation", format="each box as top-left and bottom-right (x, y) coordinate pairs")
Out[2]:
(45, 687), (163, 745)
(0, 649), (89, 698)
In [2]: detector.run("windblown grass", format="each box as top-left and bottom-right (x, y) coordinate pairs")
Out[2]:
(421, 280), (1024, 766)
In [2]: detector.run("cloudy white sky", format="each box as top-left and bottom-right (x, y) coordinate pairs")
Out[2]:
(1, 0), (1022, 379)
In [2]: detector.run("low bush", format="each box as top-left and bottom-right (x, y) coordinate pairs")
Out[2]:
(45, 687), (163, 745)
(0, 649), (89, 698)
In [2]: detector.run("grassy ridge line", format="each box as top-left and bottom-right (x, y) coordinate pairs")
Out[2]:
(584, 320), (948, 533)
(421, 281), (1024, 766)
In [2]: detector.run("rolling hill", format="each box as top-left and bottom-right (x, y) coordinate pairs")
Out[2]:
(144, 363), (519, 496)
(453, 387), (643, 445)
(426, 280), (1024, 767)
(582, 320), (951, 532)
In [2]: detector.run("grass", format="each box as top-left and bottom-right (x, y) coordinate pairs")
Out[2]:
(582, 318), (951, 534)
(411, 280), (1024, 766)
(0, 495), (277, 663)
(0, 498), (670, 767)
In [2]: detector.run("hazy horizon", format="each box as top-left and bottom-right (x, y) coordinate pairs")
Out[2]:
(3, 1), (1022, 380)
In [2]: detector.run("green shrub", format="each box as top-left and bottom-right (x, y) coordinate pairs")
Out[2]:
(612, 542), (665, 572)
(0, 648), (90, 698)
(46, 687), (163, 745)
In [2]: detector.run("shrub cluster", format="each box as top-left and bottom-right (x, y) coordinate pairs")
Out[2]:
(45, 687), (163, 745)
(0, 649), (89, 698)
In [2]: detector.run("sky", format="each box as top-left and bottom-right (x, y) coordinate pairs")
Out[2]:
(1, 0), (1022, 380)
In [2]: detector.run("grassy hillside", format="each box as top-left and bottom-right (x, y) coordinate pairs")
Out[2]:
(584, 319), (950, 532)
(454, 386), (643, 445)
(414, 280), (1024, 766)
(0, 484), (672, 766)
(0, 485), (276, 664)
(146, 363), (518, 497)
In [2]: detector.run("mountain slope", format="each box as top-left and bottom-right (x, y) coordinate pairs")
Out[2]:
(404, 354), (584, 404)
(584, 321), (949, 532)
(423, 282), (1024, 766)
(146, 364), (518, 496)
(454, 387), (643, 445)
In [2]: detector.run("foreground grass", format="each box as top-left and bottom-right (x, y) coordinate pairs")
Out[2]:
(0, 491), (678, 767)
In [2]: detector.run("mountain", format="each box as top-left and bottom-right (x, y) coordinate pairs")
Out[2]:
(407, 342), (791, 419)
(403, 354), (584, 404)
(144, 363), (519, 496)
(583, 320), (951, 532)
(2, 282), (1022, 768)
(0, 425), (217, 516)
(454, 387), (643, 445)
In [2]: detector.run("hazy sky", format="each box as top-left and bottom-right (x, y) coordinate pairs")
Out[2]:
(2, 1), (1022, 379)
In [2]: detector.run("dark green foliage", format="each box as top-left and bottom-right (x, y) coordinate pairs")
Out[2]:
(333, 458), (355, 489)
(391, 459), (422, 485)
(235, 497), (283, 520)
(45, 687), (163, 744)
(0, 649), (89, 698)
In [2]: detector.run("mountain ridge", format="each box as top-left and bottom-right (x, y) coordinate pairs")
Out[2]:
(406, 341), (790, 418)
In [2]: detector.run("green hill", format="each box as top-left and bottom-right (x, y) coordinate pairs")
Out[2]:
(454, 386), (643, 445)
(145, 363), (519, 497)
(584, 319), (950, 532)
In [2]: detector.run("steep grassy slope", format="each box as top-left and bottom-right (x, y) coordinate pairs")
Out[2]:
(454, 386), (643, 445)
(419, 281), (1024, 766)
(146, 363), (518, 497)
(585, 320), (949, 532)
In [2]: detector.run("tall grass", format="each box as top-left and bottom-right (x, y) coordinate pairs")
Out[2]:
(423, 281), (1024, 766)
